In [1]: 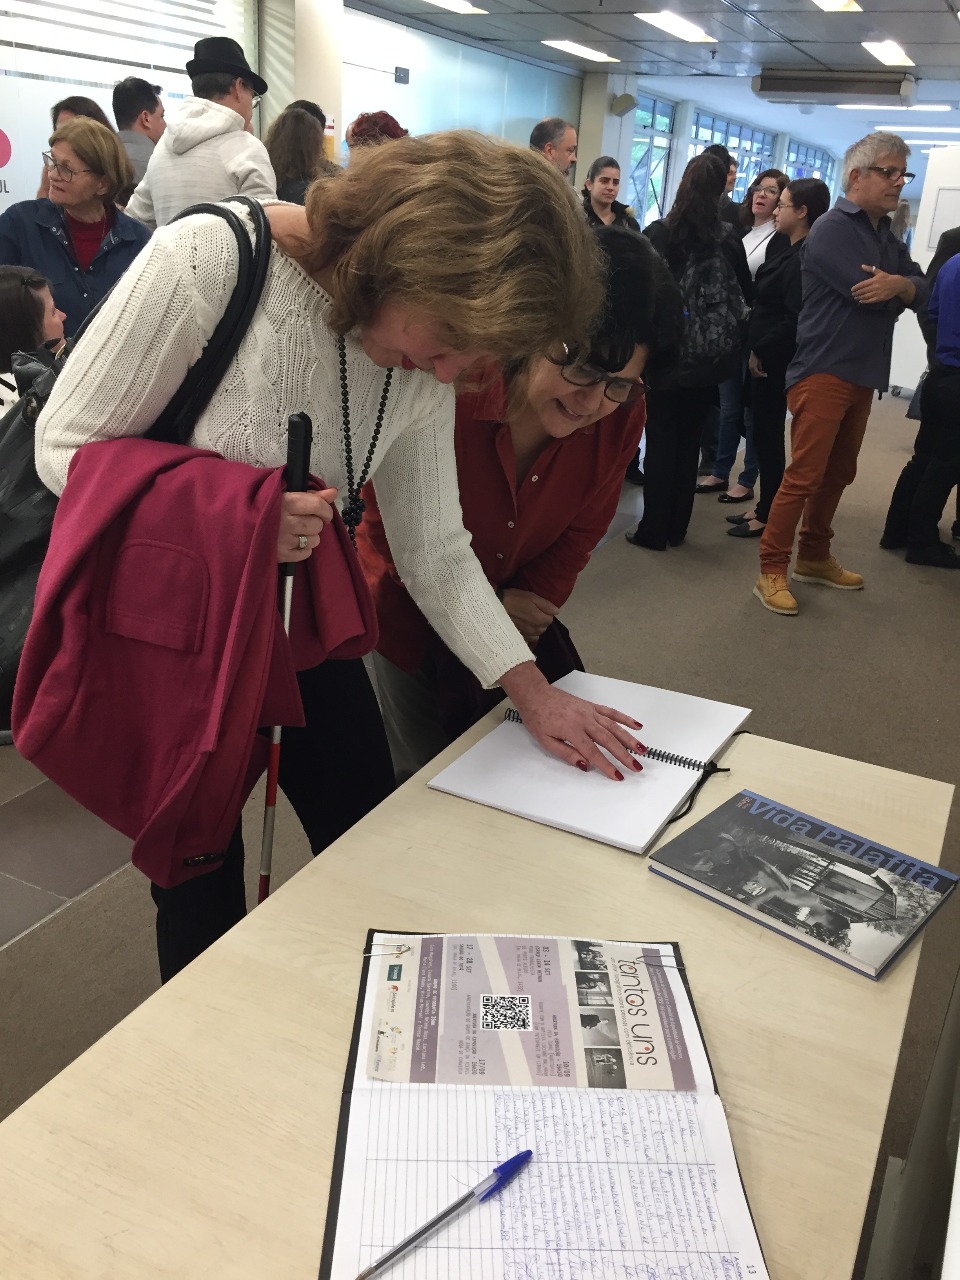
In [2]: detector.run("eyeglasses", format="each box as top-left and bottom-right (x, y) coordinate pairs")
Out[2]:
(867, 166), (914, 185)
(776, 200), (795, 210)
(755, 185), (782, 198)
(41, 151), (99, 182)
(243, 84), (262, 109)
(546, 345), (646, 405)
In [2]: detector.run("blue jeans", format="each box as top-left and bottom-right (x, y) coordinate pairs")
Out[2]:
(712, 365), (758, 488)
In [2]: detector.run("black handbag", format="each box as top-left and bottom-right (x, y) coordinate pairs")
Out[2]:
(0, 197), (272, 731)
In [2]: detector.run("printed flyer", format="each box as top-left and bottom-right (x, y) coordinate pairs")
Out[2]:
(364, 933), (713, 1092)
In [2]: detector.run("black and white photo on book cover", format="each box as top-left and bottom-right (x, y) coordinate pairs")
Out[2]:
(649, 790), (958, 978)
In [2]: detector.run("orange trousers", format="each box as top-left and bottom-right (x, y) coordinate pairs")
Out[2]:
(759, 373), (874, 576)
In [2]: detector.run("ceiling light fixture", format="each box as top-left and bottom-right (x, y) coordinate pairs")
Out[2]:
(838, 104), (952, 111)
(861, 41), (915, 68)
(542, 39), (619, 62)
(812, 0), (861, 11)
(421, 0), (488, 12)
(634, 12), (716, 42)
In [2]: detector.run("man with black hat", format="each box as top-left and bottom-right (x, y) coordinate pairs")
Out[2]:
(126, 37), (276, 230)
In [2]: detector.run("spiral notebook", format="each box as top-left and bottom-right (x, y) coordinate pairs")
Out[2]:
(428, 672), (751, 857)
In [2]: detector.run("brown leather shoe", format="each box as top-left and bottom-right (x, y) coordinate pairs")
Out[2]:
(753, 573), (798, 616)
(793, 555), (863, 590)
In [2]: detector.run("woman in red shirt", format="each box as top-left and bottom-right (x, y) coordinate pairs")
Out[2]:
(357, 227), (683, 780)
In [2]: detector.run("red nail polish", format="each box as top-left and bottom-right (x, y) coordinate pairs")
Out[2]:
(614, 769), (624, 782)
(632, 758), (643, 772)
(576, 760), (589, 772)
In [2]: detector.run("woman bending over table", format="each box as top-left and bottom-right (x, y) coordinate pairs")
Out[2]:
(35, 133), (650, 979)
(357, 226), (683, 780)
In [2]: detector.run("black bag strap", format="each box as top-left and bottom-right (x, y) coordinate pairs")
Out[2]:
(145, 196), (272, 444)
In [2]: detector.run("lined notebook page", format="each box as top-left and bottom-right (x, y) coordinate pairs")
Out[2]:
(328, 1083), (768, 1279)
(428, 673), (751, 858)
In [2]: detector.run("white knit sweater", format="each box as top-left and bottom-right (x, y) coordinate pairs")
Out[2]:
(35, 207), (532, 689)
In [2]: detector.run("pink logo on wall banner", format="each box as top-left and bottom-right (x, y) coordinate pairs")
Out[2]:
(0, 129), (11, 168)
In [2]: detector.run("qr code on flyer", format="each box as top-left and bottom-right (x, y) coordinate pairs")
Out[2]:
(481, 994), (532, 1031)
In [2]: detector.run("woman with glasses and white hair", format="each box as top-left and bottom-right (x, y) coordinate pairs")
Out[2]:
(357, 227), (684, 781)
(0, 118), (149, 336)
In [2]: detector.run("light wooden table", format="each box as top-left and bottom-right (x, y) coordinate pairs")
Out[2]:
(0, 725), (952, 1280)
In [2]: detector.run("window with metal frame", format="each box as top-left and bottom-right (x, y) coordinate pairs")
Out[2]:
(628, 93), (676, 228)
(784, 140), (837, 190)
(689, 110), (777, 201)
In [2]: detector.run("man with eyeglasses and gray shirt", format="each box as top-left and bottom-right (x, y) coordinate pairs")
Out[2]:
(753, 132), (928, 616)
(126, 37), (276, 231)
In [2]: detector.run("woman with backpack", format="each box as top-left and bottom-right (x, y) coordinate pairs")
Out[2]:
(626, 153), (752, 551)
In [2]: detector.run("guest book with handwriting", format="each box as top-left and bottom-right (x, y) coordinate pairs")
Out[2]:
(428, 672), (751, 858)
(319, 932), (769, 1279)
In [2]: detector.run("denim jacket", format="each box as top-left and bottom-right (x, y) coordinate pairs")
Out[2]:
(0, 198), (150, 336)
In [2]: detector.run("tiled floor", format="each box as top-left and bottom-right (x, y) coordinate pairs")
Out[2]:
(0, 754), (131, 949)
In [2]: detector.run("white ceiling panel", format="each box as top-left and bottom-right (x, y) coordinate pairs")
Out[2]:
(408, 13), (534, 39)
(907, 45), (960, 70)
(816, 0), (945, 8)
(705, 12), (796, 42)
(767, 12), (960, 45)
(352, 0), (960, 99)
(631, 0), (808, 11)
(502, 12), (622, 39)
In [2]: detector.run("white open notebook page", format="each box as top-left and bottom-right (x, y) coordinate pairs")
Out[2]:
(428, 673), (751, 857)
(324, 936), (769, 1279)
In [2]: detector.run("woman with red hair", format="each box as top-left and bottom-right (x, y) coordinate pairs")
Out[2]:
(346, 111), (408, 148)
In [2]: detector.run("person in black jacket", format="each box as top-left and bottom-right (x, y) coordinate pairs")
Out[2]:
(881, 226), (960, 565)
(882, 225), (960, 548)
(626, 153), (752, 550)
(729, 178), (831, 539)
(581, 157), (640, 232)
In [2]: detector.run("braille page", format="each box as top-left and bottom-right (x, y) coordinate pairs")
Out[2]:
(326, 1083), (768, 1279)
(428, 673), (751, 858)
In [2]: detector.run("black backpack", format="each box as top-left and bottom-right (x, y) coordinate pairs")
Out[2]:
(675, 246), (750, 387)
(0, 197), (272, 732)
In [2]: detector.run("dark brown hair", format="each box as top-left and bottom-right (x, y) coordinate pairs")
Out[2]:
(0, 266), (51, 373)
(265, 107), (325, 190)
(785, 177), (831, 228)
(664, 153), (726, 265)
(50, 95), (114, 131)
(301, 131), (604, 360)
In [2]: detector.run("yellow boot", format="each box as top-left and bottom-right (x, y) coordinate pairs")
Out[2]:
(793, 555), (864, 590)
(753, 573), (798, 616)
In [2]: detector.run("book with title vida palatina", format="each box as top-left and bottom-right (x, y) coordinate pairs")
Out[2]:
(648, 790), (958, 980)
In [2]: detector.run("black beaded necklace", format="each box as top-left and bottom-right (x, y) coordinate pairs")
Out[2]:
(337, 334), (394, 544)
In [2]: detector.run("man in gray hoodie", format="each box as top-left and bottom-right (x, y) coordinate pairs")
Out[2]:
(126, 37), (276, 231)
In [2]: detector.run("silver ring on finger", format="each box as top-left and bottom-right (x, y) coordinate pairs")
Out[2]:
(298, 535), (308, 550)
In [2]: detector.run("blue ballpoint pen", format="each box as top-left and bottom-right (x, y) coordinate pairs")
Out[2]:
(354, 1149), (533, 1280)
